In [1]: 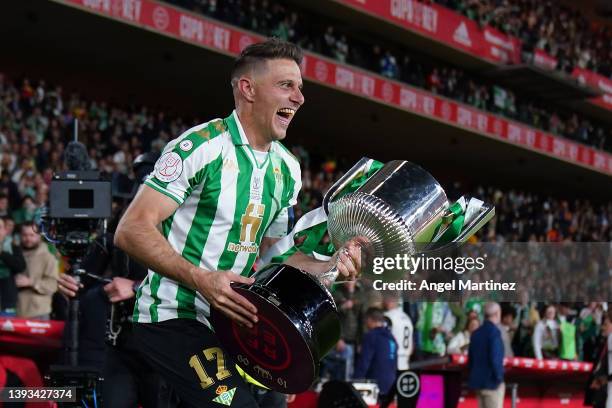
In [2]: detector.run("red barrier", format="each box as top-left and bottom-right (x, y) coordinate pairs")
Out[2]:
(572, 67), (612, 110)
(533, 49), (558, 71)
(450, 354), (593, 374)
(0, 318), (65, 349)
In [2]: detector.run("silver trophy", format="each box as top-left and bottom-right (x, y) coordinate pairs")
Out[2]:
(320, 158), (495, 282)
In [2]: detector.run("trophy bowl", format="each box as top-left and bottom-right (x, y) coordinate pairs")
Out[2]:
(326, 160), (449, 270)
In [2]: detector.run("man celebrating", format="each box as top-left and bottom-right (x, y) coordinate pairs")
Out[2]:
(15, 221), (58, 319)
(115, 38), (361, 407)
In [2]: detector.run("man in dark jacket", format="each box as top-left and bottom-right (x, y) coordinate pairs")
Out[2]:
(468, 302), (505, 408)
(354, 307), (398, 408)
(0, 216), (26, 315)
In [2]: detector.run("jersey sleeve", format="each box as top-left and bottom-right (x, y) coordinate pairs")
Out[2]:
(144, 130), (217, 205)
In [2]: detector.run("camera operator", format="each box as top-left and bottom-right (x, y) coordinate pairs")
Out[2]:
(57, 151), (178, 408)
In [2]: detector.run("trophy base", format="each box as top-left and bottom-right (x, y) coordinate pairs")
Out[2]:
(210, 264), (341, 393)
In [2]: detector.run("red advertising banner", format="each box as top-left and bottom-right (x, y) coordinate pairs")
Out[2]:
(335, 0), (521, 63)
(533, 48), (558, 70)
(573, 67), (612, 110)
(55, 0), (612, 175)
(481, 26), (521, 64)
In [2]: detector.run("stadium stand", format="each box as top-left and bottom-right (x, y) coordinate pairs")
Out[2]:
(1, 71), (611, 353)
(434, 0), (612, 78)
(165, 0), (612, 152)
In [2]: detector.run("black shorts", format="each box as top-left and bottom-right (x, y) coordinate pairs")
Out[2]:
(133, 318), (259, 408)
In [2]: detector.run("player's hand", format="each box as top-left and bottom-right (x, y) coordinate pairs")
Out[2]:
(332, 239), (362, 281)
(57, 273), (83, 298)
(103, 277), (135, 303)
(196, 270), (258, 328)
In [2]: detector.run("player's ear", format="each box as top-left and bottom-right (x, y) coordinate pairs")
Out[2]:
(238, 76), (256, 103)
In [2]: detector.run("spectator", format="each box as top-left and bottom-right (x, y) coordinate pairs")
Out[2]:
(0, 217), (26, 315)
(335, 35), (349, 63)
(0, 193), (9, 217)
(468, 302), (505, 408)
(322, 281), (359, 381)
(427, 68), (442, 93)
(415, 301), (455, 357)
(323, 26), (337, 58)
(383, 292), (413, 370)
(587, 311), (612, 408)
(448, 317), (480, 355)
(579, 302), (603, 362)
(380, 50), (399, 79)
(533, 304), (560, 359)
(354, 308), (398, 408)
(1, 216), (15, 246)
(0, 171), (20, 210)
(558, 303), (578, 360)
(14, 222), (58, 319)
(11, 195), (37, 225)
(499, 308), (515, 358)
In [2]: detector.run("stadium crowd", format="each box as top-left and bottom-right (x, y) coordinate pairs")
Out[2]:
(0, 70), (611, 400)
(434, 0), (612, 78)
(167, 0), (612, 154)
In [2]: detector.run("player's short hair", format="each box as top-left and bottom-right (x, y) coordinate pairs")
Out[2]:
(231, 38), (303, 86)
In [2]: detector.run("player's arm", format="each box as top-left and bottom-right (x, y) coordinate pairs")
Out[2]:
(115, 185), (257, 327)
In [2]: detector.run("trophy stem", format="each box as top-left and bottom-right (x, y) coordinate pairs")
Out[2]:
(318, 246), (355, 287)
(319, 265), (340, 288)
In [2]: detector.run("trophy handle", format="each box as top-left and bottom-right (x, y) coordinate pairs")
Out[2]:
(452, 203), (495, 244)
(427, 203), (495, 252)
(323, 157), (373, 215)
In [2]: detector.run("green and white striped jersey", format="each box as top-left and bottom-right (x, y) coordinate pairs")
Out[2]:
(133, 110), (301, 324)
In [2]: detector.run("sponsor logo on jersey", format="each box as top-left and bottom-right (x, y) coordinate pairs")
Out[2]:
(179, 139), (193, 151)
(227, 203), (265, 253)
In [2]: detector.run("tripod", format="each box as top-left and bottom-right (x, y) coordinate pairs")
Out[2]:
(46, 244), (105, 407)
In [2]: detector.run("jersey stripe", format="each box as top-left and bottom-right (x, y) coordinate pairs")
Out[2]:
(154, 277), (179, 322)
(181, 154), (224, 265)
(200, 140), (240, 272)
(132, 274), (149, 322)
(216, 147), (253, 272)
(148, 272), (163, 322)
